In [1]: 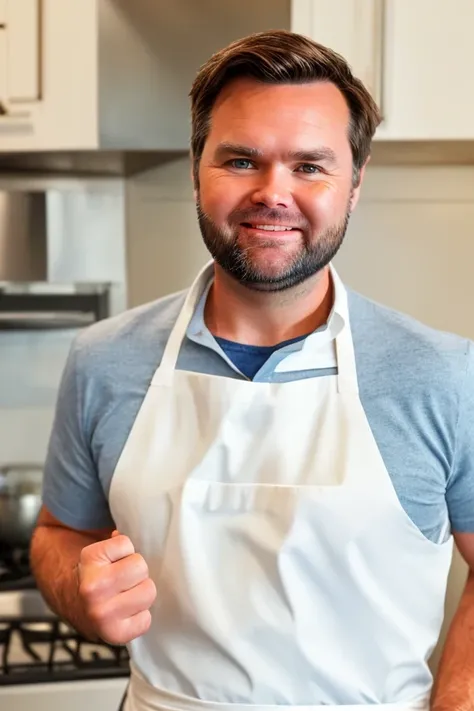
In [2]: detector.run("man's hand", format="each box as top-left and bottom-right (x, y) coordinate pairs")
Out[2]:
(78, 531), (157, 645)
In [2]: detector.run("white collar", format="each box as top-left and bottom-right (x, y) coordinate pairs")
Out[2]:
(273, 264), (346, 372)
(187, 263), (348, 374)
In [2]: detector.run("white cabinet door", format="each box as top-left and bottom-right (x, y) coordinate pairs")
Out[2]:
(291, 0), (385, 113)
(0, 27), (6, 106)
(6, 0), (41, 103)
(381, 0), (474, 139)
(0, 0), (39, 136)
(0, 0), (98, 151)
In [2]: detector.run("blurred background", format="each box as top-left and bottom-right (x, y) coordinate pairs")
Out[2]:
(0, 1), (472, 708)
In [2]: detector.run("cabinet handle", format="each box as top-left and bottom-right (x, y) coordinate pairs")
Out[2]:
(0, 99), (30, 120)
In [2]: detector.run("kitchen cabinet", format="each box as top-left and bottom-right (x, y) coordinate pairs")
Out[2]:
(292, 0), (474, 141)
(0, 0), (41, 130)
(0, 0), (98, 151)
(381, 0), (474, 140)
(0, 0), (218, 152)
(291, 0), (385, 117)
(0, 0), (291, 153)
(2, 0), (473, 152)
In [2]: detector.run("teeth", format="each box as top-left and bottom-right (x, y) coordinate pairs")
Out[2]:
(253, 225), (293, 231)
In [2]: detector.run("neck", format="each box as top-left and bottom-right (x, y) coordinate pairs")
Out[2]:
(204, 264), (333, 347)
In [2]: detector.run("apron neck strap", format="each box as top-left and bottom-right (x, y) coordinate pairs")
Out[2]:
(152, 261), (214, 385)
(334, 290), (359, 395)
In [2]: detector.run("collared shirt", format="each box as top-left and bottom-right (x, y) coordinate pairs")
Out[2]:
(186, 265), (346, 381)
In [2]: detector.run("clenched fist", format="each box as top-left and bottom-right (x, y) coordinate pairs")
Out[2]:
(77, 531), (156, 645)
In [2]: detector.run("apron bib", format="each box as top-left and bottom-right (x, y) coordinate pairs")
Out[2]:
(109, 262), (453, 711)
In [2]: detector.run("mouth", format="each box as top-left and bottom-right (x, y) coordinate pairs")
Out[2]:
(240, 222), (301, 235)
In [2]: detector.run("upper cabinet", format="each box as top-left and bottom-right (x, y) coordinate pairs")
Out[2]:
(291, 0), (385, 116)
(292, 0), (474, 141)
(0, 0), (292, 153)
(381, 0), (474, 140)
(2, 0), (474, 151)
(0, 0), (101, 151)
(0, 0), (41, 114)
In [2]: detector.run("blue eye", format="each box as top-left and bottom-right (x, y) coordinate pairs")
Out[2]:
(298, 164), (321, 174)
(229, 159), (254, 169)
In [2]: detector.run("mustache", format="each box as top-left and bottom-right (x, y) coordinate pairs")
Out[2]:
(228, 207), (310, 230)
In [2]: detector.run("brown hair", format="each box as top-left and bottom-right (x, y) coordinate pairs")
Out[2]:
(190, 29), (382, 186)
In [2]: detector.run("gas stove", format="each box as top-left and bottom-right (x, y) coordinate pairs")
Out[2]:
(0, 543), (129, 710)
(0, 612), (130, 686)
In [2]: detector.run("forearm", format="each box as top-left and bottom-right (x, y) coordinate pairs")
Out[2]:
(431, 572), (474, 710)
(30, 523), (106, 640)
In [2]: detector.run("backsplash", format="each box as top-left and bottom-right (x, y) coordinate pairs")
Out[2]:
(0, 328), (79, 463)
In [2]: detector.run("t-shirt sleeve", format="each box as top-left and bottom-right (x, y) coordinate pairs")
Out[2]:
(42, 336), (115, 531)
(446, 339), (474, 533)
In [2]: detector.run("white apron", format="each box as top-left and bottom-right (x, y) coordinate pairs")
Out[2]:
(109, 262), (453, 711)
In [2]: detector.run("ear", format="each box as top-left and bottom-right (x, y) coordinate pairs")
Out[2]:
(190, 151), (195, 183)
(349, 157), (370, 212)
(190, 155), (199, 200)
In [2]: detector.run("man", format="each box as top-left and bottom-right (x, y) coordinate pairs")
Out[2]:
(30, 29), (474, 711)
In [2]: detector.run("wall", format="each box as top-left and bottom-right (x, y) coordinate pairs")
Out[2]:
(336, 165), (474, 340)
(125, 157), (208, 306)
(0, 327), (78, 464)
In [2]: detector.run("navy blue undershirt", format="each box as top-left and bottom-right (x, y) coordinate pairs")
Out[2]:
(214, 334), (308, 379)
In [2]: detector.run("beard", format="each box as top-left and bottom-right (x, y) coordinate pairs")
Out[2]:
(196, 198), (352, 292)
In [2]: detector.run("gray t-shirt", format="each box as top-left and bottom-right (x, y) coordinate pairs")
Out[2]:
(42, 286), (474, 544)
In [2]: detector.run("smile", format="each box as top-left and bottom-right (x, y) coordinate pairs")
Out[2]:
(241, 223), (297, 231)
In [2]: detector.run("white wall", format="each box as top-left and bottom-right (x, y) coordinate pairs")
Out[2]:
(125, 157), (208, 307)
(0, 328), (78, 463)
(337, 165), (474, 340)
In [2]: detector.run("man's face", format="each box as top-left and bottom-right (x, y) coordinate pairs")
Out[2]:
(196, 78), (366, 292)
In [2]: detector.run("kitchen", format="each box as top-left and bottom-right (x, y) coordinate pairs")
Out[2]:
(1, 1), (474, 709)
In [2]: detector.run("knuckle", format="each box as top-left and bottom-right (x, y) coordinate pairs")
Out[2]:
(86, 601), (108, 628)
(78, 569), (111, 602)
(78, 577), (96, 601)
(79, 544), (94, 565)
(141, 578), (157, 605)
(127, 611), (152, 641)
(138, 610), (152, 636)
(113, 535), (135, 558)
(100, 624), (123, 646)
(130, 553), (149, 579)
(103, 611), (152, 646)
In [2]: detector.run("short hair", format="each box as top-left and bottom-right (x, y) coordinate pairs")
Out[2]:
(190, 29), (382, 185)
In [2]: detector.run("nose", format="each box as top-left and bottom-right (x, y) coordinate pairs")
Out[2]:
(249, 167), (294, 209)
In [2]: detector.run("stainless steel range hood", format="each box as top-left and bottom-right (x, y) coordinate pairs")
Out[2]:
(0, 184), (118, 329)
(0, 150), (186, 177)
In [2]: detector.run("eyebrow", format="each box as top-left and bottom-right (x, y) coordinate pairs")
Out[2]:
(213, 142), (338, 165)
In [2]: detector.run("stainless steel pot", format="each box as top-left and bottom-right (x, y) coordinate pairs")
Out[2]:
(0, 463), (43, 548)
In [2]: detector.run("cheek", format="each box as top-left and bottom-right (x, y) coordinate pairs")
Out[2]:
(299, 181), (351, 225)
(199, 172), (240, 222)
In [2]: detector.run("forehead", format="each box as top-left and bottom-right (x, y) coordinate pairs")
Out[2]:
(207, 77), (351, 153)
